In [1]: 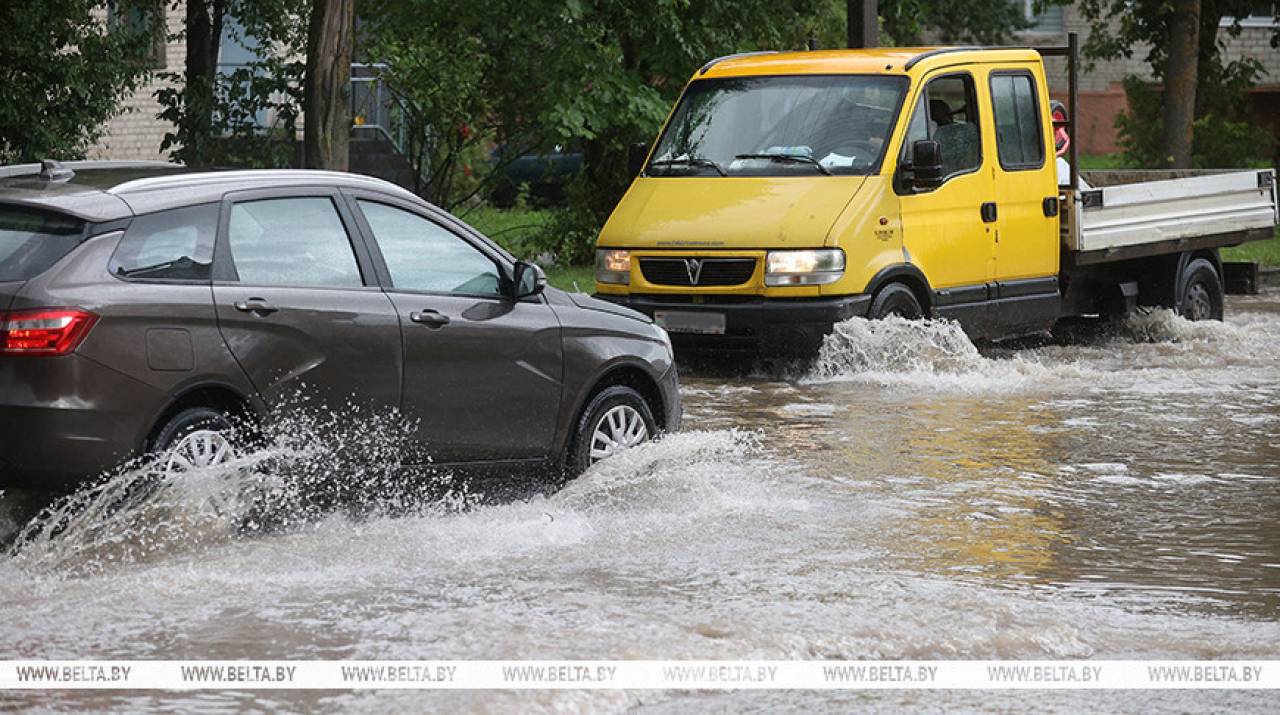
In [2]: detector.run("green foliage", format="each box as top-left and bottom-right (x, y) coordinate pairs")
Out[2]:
(0, 0), (156, 163)
(1114, 71), (1274, 169)
(156, 0), (308, 168)
(1078, 0), (1278, 169)
(880, 0), (1031, 45)
(156, 57), (304, 168)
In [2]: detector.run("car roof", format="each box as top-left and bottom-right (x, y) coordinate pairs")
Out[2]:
(696, 46), (1043, 80)
(0, 161), (423, 223)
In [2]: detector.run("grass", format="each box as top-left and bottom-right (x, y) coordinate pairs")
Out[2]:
(1078, 153), (1127, 170)
(1222, 229), (1280, 267)
(458, 206), (593, 292)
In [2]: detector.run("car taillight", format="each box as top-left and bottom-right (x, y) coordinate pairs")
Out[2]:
(0, 308), (99, 356)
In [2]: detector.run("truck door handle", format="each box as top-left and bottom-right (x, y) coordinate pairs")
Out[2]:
(981, 202), (998, 223)
(233, 298), (278, 315)
(410, 309), (450, 328)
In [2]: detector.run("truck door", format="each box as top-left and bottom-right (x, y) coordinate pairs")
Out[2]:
(898, 71), (996, 331)
(986, 68), (1061, 330)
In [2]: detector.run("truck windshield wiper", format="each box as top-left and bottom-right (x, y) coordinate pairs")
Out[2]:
(648, 156), (727, 176)
(735, 153), (832, 175)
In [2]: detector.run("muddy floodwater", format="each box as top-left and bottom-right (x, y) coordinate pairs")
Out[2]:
(3, 293), (1280, 713)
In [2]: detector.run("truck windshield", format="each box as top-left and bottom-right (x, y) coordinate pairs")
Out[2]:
(648, 75), (908, 177)
(0, 206), (85, 283)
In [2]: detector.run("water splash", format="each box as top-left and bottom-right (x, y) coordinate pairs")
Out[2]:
(7, 405), (477, 576)
(802, 310), (1280, 393)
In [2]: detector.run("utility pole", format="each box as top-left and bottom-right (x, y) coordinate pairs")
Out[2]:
(848, 0), (878, 48)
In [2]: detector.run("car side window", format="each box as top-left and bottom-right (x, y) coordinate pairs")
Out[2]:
(990, 72), (1045, 170)
(226, 197), (363, 287)
(902, 73), (982, 183)
(357, 200), (503, 297)
(110, 203), (217, 281)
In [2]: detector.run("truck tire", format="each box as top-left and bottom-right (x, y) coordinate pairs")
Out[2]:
(1177, 258), (1224, 321)
(567, 385), (657, 477)
(869, 282), (924, 319)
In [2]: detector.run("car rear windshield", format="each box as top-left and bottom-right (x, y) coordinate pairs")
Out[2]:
(0, 205), (85, 282)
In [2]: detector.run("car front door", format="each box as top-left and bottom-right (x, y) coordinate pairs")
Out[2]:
(347, 194), (563, 464)
(211, 189), (402, 415)
(897, 71), (996, 331)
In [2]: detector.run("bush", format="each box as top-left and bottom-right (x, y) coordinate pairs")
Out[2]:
(1115, 63), (1275, 169)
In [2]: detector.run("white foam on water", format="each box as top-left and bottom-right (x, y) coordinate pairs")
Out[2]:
(803, 310), (1280, 395)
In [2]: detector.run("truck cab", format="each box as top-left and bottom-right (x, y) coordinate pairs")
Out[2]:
(594, 45), (1278, 353)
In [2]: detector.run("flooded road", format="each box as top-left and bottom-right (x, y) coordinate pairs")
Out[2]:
(3, 294), (1280, 713)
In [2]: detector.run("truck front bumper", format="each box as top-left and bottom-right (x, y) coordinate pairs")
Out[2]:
(597, 294), (872, 355)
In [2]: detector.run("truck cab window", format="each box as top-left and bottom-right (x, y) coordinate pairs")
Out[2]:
(991, 72), (1045, 169)
(902, 74), (982, 182)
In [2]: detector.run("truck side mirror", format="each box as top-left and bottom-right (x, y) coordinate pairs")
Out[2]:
(627, 142), (649, 177)
(910, 139), (944, 190)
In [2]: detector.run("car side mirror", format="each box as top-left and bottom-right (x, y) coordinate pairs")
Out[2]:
(627, 142), (649, 178)
(909, 139), (944, 190)
(511, 261), (547, 300)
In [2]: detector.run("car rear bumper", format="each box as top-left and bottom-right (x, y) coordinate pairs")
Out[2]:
(0, 354), (161, 491)
(598, 294), (872, 355)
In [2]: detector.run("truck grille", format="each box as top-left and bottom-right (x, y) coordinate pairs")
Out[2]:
(639, 257), (756, 287)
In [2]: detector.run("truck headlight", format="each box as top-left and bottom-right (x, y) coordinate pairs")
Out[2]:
(765, 249), (845, 286)
(596, 249), (631, 285)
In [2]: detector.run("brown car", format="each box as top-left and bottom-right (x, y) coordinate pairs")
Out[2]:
(0, 161), (679, 490)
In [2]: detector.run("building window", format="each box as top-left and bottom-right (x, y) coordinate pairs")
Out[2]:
(1021, 0), (1065, 34)
(106, 1), (167, 70)
(1219, 2), (1278, 27)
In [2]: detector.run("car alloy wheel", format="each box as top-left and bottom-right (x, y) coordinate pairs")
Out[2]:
(589, 404), (650, 463)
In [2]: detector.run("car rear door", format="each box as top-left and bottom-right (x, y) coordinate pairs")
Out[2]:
(344, 192), (563, 464)
(211, 188), (401, 415)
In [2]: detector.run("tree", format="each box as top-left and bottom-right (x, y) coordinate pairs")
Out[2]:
(879, 0), (1030, 45)
(157, 0), (307, 168)
(1078, 0), (1280, 168)
(1163, 0), (1201, 168)
(0, 0), (155, 163)
(303, 0), (354, 170)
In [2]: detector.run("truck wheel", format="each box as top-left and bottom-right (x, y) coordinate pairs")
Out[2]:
(567, 385), (656, 476)
(1177, 258), (1224, 321)
(869, 282), (924, 319)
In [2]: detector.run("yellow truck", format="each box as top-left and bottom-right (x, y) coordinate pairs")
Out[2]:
(593, 36), (1279, 354)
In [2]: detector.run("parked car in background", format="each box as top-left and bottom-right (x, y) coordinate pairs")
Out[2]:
(488, 143), (583, 207)
(0, 161), (679, 492)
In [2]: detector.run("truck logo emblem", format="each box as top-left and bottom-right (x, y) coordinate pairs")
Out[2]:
(684, 258), (704, 285)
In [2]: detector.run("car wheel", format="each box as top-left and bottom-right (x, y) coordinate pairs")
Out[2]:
(568, 385), (657, 476)
(152, 407), (238, 474)
(1177, 258), (1224, 321)
(869, 282), (924, 319)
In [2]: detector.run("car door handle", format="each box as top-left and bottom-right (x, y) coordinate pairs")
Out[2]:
(233, 298), (278, 315)
(410, 309), (451, 328)
(981, 202), (998, 223)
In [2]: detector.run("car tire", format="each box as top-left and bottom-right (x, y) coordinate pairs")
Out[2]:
(869, 282), (924, 319)
(1177, 258), (1224, 321)
(150, 406), (239, 475)
(567, 385), (657, 476)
